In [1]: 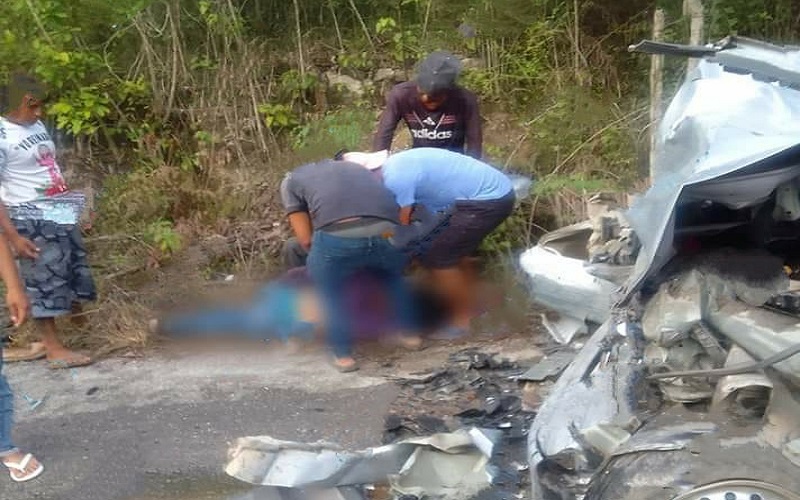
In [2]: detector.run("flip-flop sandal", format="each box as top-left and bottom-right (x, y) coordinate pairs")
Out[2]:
(3, 453), (44, 482)
(47, 355), (93, 370)
(331, 357), (359, 373)
(3, 343), (47, 363)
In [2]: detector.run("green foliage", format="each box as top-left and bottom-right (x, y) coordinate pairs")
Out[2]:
(144, 219), (182, 255)
(1, 0), (796, 262)
(708, 0), (799, 41)
(279, 70), (318, 106)
(258, 103), (300, 131)
(292, 108), (374, 161)
(374, 16), (422, 64)
(48, 85), (111, 135)
(337, 50), (371, 71)
(459, 68), (497, 100)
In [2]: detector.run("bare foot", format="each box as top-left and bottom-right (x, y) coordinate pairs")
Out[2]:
(3, 450), (43, 482)
(396, 335), (424, 351)
(332, 356), (359, 373)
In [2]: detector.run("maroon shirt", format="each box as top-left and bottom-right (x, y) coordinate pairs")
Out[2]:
(373, 81), (483, 159)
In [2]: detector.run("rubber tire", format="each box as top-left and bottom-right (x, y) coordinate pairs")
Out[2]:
(584, 440), (800, 500)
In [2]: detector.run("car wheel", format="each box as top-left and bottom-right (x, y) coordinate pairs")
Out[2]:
(584, 442), (800, 500)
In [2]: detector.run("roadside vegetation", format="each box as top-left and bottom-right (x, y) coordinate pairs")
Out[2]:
(0, 0), (797, 351)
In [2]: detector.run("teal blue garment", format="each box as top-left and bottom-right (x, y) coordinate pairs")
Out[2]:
(381, 147), (513, 212)
(256, 284), (315, 341)
(162, 283), (314, 341)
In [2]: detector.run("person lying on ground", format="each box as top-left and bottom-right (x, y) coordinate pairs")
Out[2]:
(151, 266), (451, 347)
(278, 155), (424, 372)
(372, 50), (483, 159)
(0, 221), (44, 482)
(345, 147), (515, 339)
(0, 73), (97, 369)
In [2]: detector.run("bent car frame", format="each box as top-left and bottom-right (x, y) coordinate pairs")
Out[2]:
(521, 36), (800, 500)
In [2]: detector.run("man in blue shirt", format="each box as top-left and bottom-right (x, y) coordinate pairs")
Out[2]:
(345, 148), (515, 338)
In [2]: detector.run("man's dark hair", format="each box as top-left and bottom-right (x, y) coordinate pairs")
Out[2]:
(2, 72), (47, 112)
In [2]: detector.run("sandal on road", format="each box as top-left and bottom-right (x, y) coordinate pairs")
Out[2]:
(47, 354), (93, 370)
(3, 343), (46, 363)
(3, 453), (44, 483)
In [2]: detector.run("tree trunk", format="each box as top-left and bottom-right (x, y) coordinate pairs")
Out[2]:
(649, 9), (665, 183)
(684, 0), (705, 74)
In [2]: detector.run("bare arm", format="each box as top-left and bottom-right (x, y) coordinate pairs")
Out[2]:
(0, 149), (38, 259)
(0, 204), (38, 259)
(281, 172), (313, 250)
(288, 212), (313, 250)
(399, 206), (413, 226)
(464, 92), (483, 159)
(0, 232), (29, 325)
(372, 88), (402, 152)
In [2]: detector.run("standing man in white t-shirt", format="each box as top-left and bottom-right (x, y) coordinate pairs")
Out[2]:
(0, 73), (95, 369)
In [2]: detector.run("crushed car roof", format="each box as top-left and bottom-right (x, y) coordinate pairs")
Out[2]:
(623, 36), (800, 299)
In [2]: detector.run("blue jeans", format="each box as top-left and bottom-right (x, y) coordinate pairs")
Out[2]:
(0, 350), (16, 456)
(307, 231), (417, 358)
(161, 284), (314, 341)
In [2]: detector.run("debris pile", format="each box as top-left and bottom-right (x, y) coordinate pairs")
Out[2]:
(224, 348), (556, 499)
(382, 348), (548, 498)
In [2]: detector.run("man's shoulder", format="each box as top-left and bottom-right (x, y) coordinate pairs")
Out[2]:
(384, 150), (423, 175)
(453, 86), (479, 104)
(388, 81), (416, 101)
(290, 159), (346, 185)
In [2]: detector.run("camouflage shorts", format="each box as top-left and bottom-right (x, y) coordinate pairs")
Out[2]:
(13, 219), (97, 318)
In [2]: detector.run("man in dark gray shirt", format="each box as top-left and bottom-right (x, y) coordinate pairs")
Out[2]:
(280, 157), (421, 371)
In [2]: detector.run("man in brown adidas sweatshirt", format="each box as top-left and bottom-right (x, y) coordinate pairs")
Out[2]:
(373, 51), (483, 159)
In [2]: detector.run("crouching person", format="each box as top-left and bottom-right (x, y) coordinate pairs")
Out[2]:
(349, 147), (515, 338)
(280, 156), (422, 372)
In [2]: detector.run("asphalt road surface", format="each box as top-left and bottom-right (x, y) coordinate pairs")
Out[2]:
(0, 345), (395, 500)
(0, 335), (541, 500)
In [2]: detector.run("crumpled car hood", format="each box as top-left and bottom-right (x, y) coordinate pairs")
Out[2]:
(625, 38), (800, 298)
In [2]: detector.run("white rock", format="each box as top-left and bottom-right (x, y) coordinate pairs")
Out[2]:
(374, 68), (396, 82)
(460, 57), (485, 71)
(325, 72), (364, 96)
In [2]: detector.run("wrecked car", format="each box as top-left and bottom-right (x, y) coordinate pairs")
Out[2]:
(521, 36), (800, 500)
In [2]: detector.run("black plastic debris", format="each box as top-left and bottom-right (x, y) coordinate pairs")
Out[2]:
(384, 348), (537, 498)
(415, 415), (449, 434)
(384, 414), (403, 432)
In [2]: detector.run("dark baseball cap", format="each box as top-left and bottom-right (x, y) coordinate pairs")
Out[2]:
(415, 51), (462, 94)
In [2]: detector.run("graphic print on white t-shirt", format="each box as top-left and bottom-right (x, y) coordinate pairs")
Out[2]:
(0, 118), (84, 224)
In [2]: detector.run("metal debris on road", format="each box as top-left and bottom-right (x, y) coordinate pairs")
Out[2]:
(226, 348), (546, 499)
(517, 350), (576, 382)
(225, 427), (501, 500)
(21, 392), (45, 411)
